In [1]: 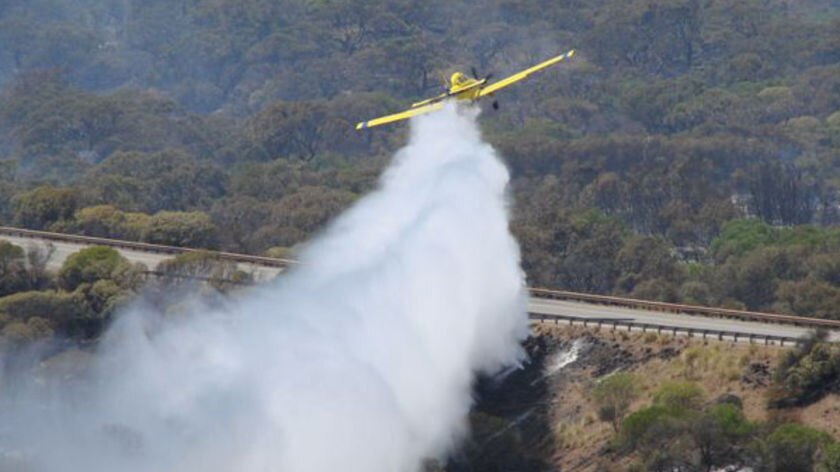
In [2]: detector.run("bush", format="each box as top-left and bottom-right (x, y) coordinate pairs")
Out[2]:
(617, 382), (758, 469)
(58, 246), (132, 291)
(616, 405), (678, 453)
(73, 205), (155, 241)
(653, 381), (706, 412)
(592, 372), (639, 431)
(771, 331), (840, 407)
(1, 317), (54, 345)
(0, 290), (86, 322)
(155, 251), (251, 291)
(756, 423), (833, 472)
(817, 443), (840, 472)
(12, 186), (79, 230)
(142, 211), (218, 248)
(81, 279), (126, 315)
(691, 403), (754, 466)
(0, 240), (31, 296)
(710, 219), (776, 261)
(0, 290), (89, 336)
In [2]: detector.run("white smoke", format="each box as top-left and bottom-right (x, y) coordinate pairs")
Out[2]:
(1, 104), (529, 472)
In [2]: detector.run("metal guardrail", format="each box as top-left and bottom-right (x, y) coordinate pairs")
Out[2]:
(2, 226), (839, 333)
(530, 313), (802, 346)
(140, 270), (254, 285)
(142, 268), (808, 345)
(0, 226), (296, 268)
(529, 288), (840, 330)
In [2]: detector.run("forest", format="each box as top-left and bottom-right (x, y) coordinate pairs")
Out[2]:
(1, 1), (839, 471)
(0, 0), (839, 342)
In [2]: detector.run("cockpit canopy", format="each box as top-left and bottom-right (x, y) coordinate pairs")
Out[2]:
(450, 72), (468, 87)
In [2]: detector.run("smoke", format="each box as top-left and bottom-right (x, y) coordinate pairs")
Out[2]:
(0, 104), (528, 472)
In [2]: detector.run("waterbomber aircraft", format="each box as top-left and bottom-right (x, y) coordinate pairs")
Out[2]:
(355, 49), (575, 130)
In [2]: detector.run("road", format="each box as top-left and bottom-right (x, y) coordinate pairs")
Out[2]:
(529, 298), (839, 343)
(0, 234), (282, 282)
(2, 231), (838, 343)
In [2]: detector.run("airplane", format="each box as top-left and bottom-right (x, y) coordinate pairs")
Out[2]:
(355, 49), (575, 130)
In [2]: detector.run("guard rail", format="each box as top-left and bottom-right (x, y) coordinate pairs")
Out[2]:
(0, 226), (295, 268)
(530, 313), (801, 346)
(530, 288), (840, 330)
(2, 226), (839, 332)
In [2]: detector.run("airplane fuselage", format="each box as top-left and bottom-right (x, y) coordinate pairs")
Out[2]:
(409, 73), (488, 109)
(447, 72), (487, 99)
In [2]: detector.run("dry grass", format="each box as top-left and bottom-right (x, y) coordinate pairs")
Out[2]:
(622, 337), (782, 421)
(554, 418), (597, 449)
(675, 344), (744, 382)
(798, 395), (840, 438)
(535, 325), (840, 470)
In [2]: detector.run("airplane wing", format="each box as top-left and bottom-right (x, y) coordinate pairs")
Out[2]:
(411, 92), (449, 108)
(355, 102), (444, 130)
(478, 49), (575, 98)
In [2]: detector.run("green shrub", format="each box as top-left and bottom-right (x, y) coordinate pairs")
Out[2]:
(710, 219), (776, 261)
(142, 211), (218, 248)
(817, 442), (840, 472)
(653, 381), (706, 412)
(0, 290), (88, 325)
(592, 372), (639, 431)
(0, 240), (30, 296)
(772, 331), (840, 407)
(155, 251), (250, 291)
(617, 405), (674, 451)
(757, 423), (833, 472)
(58, 246), (131, 291)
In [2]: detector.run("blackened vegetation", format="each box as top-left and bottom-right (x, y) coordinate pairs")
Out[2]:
(446, 331), (688, 471)
(769, 329), (840, 408)
(447, 336), (555, 472)
(446, 334), (645, 470)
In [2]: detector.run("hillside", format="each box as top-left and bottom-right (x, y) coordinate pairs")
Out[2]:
(0, 0), (838, 320)
(459, 326), (840, 471)
(1, 2), (840, 471)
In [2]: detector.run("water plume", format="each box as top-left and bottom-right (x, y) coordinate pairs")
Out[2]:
(0, 103), (528, 472)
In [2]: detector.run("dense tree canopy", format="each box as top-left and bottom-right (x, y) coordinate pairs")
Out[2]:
(0, 4), (838, 469)
(0, 0), (838, 318)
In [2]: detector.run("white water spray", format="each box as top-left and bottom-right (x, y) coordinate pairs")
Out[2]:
(1, 104), (528, 472)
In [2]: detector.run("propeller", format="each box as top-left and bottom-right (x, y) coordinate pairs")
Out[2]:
(470, 66), (499, 110)
(471, 66), (493, 83)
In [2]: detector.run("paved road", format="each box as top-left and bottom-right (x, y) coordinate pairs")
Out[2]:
(529, 298), (840, 343)
(3, 232), (837, 343)
(0, 235), (283, 282)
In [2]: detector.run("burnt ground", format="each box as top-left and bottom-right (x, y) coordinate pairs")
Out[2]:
(446, 335), (557, 472)
(444, 328), (696, 472)
(446, 332), (640, 472)
(468, 326), (840, 472)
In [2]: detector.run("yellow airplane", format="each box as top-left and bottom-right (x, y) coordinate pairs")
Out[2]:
(355, 49), (575, 130)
